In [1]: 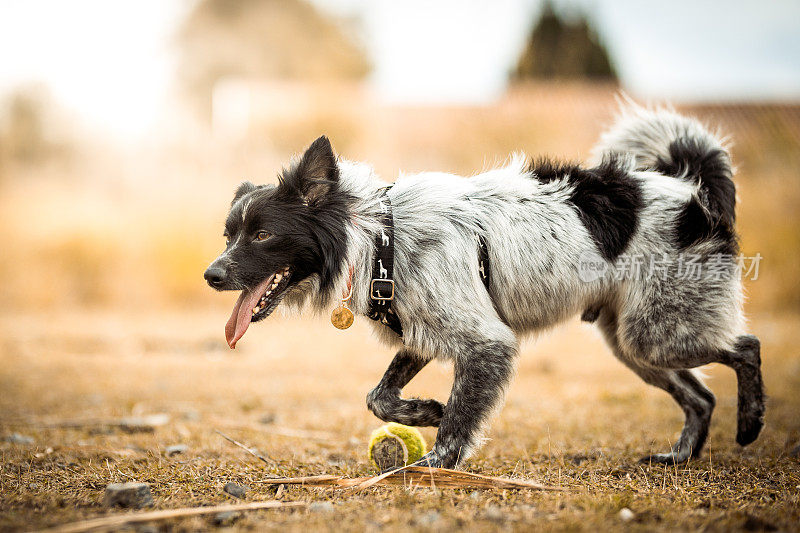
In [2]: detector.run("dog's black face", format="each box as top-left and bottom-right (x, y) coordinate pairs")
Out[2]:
(204, 136), (350, 348)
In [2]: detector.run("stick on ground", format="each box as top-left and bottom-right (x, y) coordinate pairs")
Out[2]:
(258, 466), (565, 492)
(214, 429), (276, 465)
(35, 500), (305, 533)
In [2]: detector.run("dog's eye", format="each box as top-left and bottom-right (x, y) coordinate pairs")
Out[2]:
(224, 235), (231, 245)
(255, 231), (271, 242)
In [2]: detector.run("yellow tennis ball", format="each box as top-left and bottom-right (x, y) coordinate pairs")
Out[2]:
(368, 423), (427, 471)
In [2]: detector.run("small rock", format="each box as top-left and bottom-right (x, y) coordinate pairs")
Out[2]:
(5, 433), (34, 444)
(223, 482), (248, 499)
(105, 482), (154, 509)
(120, 414), (170, 433)
(469, 490), (481, 500)
(416, 510), (440, 525)
(618, 508), (635, 522)
(485, 506), (505, 522)
(308, 501), (334, 513)
(568, 453), (590, 465)
(742, 513), (778, 532)
(181, 409), (200, 422)
(327, 452), (346, 464)
(118, 452), (142, 462)
(213, 511), (241, 526)
(28, 483), (40, 490)
(258, 413), (277, 425)
(165, 444), (188, 457)
(34, 447), (54, 459)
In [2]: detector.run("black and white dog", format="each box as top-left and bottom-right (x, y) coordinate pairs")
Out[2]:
(205, 104), (764, 468)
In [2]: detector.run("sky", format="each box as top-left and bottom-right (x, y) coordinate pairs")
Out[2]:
(0, 0), (189, 138)
(0, 0), (798, 138)
(322, 0), (800, 103)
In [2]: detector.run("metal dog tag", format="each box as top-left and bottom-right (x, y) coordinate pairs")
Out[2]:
(331, 304), (354, 330)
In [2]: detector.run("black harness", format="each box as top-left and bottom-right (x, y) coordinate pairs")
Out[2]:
(366, 187), (403, 336)
(366, 187), (491, 339)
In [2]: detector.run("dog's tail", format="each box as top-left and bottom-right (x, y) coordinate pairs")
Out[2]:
(593, 99), (736, 227)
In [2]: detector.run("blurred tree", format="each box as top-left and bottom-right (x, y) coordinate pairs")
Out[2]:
(0, 86), (66, 168)
(177, 0), (370, 121)
(513, 1), (617, 81)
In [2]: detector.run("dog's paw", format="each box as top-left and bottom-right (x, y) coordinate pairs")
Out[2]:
(639, 451), (691, 465)
(410, 450), (444, 469)
(403, 398), (444, 427)
(736, 409), (764, 446)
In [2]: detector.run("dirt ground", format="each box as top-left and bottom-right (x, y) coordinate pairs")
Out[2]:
(1, 88), (798, 531)
(1, 308), (798, 532)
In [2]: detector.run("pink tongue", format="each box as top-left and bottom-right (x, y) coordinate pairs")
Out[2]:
(224, 276), (274, 349)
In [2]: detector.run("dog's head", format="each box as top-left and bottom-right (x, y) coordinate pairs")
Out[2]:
(204, 136), (350, 348)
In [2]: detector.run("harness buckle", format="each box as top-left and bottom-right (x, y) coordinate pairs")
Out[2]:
(370, 279), (395, 301)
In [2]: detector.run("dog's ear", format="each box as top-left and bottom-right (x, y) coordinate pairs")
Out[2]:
(284, 135), (339, 206)
(231, 181), (257, 206)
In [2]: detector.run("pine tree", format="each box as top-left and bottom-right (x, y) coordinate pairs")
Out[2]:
(513, 1), (617, 81)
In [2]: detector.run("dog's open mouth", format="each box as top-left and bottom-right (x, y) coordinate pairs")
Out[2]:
(224, 267), (292, 349)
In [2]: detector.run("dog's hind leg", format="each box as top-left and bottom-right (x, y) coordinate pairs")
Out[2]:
(631, 366), (715, 464)
(598, 311), (716, 463)
(366, 349), (444, 427)
(728, 335), (765, 446)
(646, 334), (765, 447)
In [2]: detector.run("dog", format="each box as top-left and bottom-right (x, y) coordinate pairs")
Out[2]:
(204, 104), (764, 468)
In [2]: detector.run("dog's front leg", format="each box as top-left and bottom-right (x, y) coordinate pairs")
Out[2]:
(415, 338), (516, 469)
(366, 349), (444, 427)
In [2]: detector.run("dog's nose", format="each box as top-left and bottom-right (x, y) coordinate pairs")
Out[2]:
(204, 265), (228, 288)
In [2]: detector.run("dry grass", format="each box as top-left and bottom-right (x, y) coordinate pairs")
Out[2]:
(1, 310), (799, 531)
(1, 86), (799, 531)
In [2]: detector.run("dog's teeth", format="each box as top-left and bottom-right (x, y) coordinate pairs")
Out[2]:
(252, 306), (259, 314)
(274, 273), (283, 282)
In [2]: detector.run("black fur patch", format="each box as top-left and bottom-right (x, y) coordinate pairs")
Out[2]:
(217, 136), (353, 298)
(654, 139), (738, 254)
(674, 197), (738, 255)
(276, 135), (341, 206)
(655, 138), (735, 225)
(231, 181), (258, 205)
(528, 156), (644, 261)
(581, 306), (601, 322)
